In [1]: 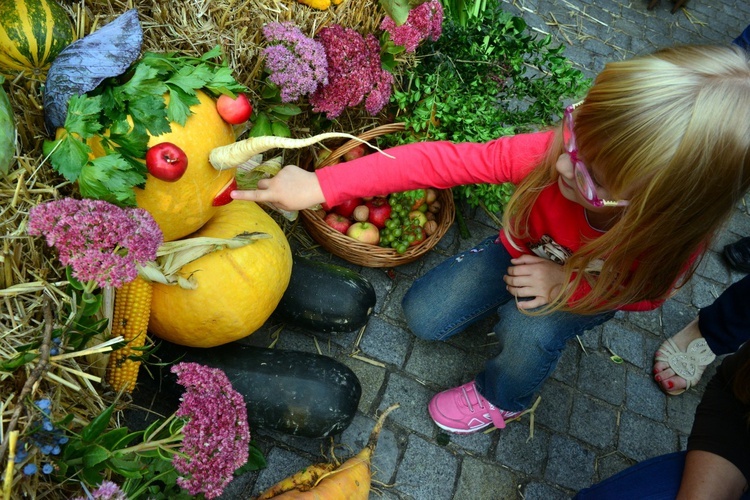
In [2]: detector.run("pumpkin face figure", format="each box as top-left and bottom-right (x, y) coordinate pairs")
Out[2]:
(135, 91), (236, 242)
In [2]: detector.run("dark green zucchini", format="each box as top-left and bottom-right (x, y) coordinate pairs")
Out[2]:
(273, 256), (376, 333)
(128, 342), (361, 439)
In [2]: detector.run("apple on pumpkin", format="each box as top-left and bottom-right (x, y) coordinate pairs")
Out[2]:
(346, 222), (380, 245)
(145, 142), (188, 182)
(216, 93), (253, 124)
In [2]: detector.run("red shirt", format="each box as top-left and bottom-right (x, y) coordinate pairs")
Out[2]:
(316, 131), (667, 311)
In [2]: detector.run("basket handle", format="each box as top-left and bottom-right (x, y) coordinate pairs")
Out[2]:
(318, 122), (406, 168)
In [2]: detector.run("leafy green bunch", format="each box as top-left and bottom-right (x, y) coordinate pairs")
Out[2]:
(43, 47), (246, 207)
(390, 8), (591, 214)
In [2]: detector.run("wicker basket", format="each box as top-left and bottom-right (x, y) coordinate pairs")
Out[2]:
(300, 123), (455, 267)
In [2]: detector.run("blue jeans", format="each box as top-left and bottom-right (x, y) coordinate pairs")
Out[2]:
(402, 236), (614, 411)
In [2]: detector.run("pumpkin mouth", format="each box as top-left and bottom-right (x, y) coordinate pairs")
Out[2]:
(213, 177), (237, 206)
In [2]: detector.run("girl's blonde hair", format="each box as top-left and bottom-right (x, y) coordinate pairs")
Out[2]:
(503, 45), (750, 315)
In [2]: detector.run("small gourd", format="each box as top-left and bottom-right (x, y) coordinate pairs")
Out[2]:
(296, 0), (345, 10)
(0, 76), (14, 173)
(0, 0), (76, 77)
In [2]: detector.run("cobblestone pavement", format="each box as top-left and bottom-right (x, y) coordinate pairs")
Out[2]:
(224, 1), (750, 498)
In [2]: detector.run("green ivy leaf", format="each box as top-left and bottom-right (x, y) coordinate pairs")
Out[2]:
(82, 444), (111, 468)
(80, 404), (115, 443)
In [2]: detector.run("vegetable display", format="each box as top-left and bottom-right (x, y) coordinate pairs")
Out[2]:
(0, 0), (75, 77)
(0, 76), (14, 174)
(153, 341), (362, 438)
(273, 256), (377, 333)
(255, 403), (398, 499)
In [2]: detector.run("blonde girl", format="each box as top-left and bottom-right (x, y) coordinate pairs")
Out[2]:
(231, 44), (750, 434)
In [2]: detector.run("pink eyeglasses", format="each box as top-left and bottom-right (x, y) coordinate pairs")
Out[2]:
(563, 105), (629, 208)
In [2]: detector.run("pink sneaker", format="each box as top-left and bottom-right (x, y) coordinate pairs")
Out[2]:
(428, 381), (521, 434)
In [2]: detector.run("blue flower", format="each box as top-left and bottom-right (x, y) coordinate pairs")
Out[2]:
(40, 444), (53, 455)
(57, 436), (69, 445)
(42, 419), (54, 432)
(14, 446), (28, 463)
(22, 463), (37, 475)
(42, 463), (54, 474)
(51, 445), (61, 456)
(35, 399), (51, 411)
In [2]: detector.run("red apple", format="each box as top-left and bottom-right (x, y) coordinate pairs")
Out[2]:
(213, 178), (237, 206)
(343, 144), (366, 162)
(346, 222), (380, 245)
(366, 197), (392, 229)
(216, 93), (253, 124)
(333, 197), (363, 218)
(408, 210), (428, 227)
(324, 213), (352, 234)
(145, 142), (188, 182)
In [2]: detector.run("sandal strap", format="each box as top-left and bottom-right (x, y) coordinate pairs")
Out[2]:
(655, 337), (716, 388)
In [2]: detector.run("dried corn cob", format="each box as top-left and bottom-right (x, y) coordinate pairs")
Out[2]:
(106, 276), (152, 392)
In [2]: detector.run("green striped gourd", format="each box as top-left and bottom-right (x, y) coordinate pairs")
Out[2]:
(0, 0), (75, 77)
(0, 76), (14, 174)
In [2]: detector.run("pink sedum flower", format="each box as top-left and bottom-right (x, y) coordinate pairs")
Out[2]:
(310, 25), (394, 119)
(27, 198), (162, 288)
(72, 480), (127, 500)
(171, 362), (250, 499)
(380, 0), (444, 53)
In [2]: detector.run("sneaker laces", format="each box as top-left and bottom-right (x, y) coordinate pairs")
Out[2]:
(461, 382), (517, 429)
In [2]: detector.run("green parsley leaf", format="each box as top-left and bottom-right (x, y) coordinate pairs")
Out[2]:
(78, 154), (144, 206)
(164, 85), (200, 125)
(118, 63), (168, 99)
(167, 64), (213, 94)
(64, 95), (104, 139)
(44, 135), (91, 182)
(128, 95), (171, 137)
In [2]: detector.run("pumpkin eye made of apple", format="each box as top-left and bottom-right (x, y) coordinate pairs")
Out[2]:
(145, 142), (188, 182)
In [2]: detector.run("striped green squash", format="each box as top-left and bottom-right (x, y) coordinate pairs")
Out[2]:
(0, 0), (75, 76)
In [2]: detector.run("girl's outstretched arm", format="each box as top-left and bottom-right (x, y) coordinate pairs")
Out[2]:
(230, 165), (326, 211)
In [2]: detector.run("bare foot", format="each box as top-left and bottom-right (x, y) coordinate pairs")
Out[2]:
(653, 318), (704, 394)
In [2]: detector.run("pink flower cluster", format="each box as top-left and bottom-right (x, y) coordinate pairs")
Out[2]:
(171, 362), (250, 499)
(380, 0), (444, 53)
(309, 24), (394, 119)
(72, 481), (126, 500)
(27, 198), (162, 288)
(262, 22), (328, 102)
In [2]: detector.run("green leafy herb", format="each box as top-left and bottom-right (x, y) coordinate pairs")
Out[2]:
(44, 47), (247, 207)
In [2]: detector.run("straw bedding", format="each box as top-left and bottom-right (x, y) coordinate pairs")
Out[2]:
(0, 0), (391, 496)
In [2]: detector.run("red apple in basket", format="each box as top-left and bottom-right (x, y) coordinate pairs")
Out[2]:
(343, 144), (367, 162)
(324, 213), (352, 234)
(145, 142), (188, 182)
(347, 222), (380, 245)
(366, 197), (392, 229)
(216, 93), (253, 124)
(333, 197), (363, 218)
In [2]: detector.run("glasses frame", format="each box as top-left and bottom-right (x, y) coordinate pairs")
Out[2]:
(563, 104), (629, 208)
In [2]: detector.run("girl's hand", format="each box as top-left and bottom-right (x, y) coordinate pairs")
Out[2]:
(504, 254), (565, 310)
(230, 165), (326, 211)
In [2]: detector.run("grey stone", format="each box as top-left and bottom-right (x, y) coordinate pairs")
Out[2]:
(405, 338), (484, 388)
(602, 321), (646, 369)
(455, 456), (518, 500)
(569, 395), (618, 449)
(577, 351), (626, 406)
(666, 391), (701, 435)
(550, 341), (580, 385)
(394, 434), (459, 500)
(339, 413), (399, 485)
(535, 381), (573, 435)
(359, 316), (411, 368)
(618, 411), (677, 462)
(523, 482), (573, 500)
(625, 368), (666, 422)
(592, 452), (637, 484)
(250, 447), (312, 497)
(544, 434), (597, 491)
(495, 423), (550, 476)
(378, 373), (436, 435)
(341, 356), (387, 414)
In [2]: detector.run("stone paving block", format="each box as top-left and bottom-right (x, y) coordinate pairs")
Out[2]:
(360, 316), (411, 368)
(394, 434), (459, 500)
(625, 367), (666, 422)
(569, 394), (618, 449)
(659, 299), (697, 338)
(341, 356), (387, 414)
(592, 452), (636, 484)
(624, 308), (661, 336)
(405, 338), (484, 388)
(551, 341), (580, 386)
(544, 434), (597, 491)
(250, 447), (312, 497)
(666, 391), (701, 435)
(578, 324), (602, 351)
(577, 351), (626, 406)
(602, 320), (646, 369)
(339, 413), (399, 485)
(535, 381), (573, 435)
(691, 276), (726, 309)
(524, 481), (572, 500)
(455, 456), (518, 500)
(380, 278), (412, 325)
(618, 411), (678, 462)
(360, 266), (395, 315)
(378, 372), (436, 435)
(443, 427), (494, 456)
(495, 423), (550, 476)
(696, 251), (732, 286)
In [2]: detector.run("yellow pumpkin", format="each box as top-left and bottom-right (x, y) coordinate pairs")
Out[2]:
(135, 90), (235, 242)
(148, 200), (293, 347)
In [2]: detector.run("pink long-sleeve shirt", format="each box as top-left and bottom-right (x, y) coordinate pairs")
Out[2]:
(316, 131), (670, 311)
